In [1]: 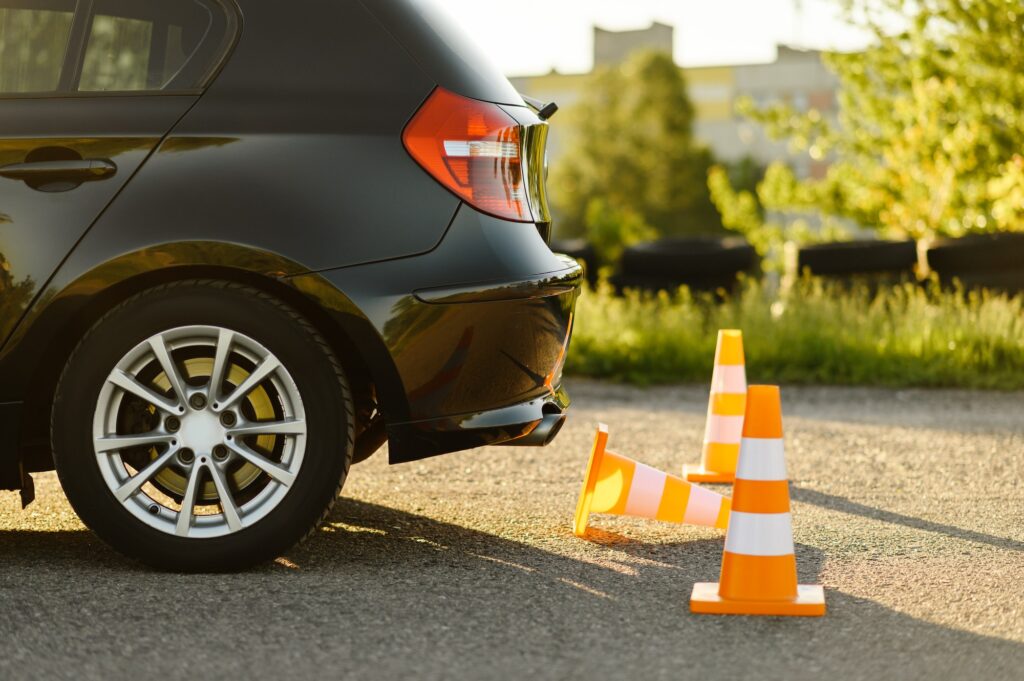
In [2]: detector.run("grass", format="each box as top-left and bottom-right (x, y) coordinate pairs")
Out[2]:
(566, 277), (1024, 389)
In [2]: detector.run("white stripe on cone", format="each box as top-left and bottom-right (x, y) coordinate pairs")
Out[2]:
(710, 364), (746, 394)
(724, 511), (795, 556)
(703, 414), (744, 445)
(683, 484), (722, 526)
(623, 462), (666, 519)
(734, 438), (788, 481)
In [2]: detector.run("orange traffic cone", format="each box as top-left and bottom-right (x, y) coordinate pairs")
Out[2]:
(685, 329), (746, 483)
(690, 385), (826, 616)
(574, 424), (731, 537)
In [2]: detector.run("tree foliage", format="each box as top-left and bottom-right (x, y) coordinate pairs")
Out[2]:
(718, 0), (1024, 241)
(990, 155), (1024, 232)
(709, 162), (847, 269)
(551, 51), (720, 239)
(583, 198), (657, 265)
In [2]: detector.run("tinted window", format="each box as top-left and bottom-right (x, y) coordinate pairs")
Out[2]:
(79, 0), (229, 92)
(0, 2), (75, 93)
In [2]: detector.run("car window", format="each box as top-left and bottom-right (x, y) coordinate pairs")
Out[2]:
(0, 2), (75, 94)
(79, 0), (230, 93)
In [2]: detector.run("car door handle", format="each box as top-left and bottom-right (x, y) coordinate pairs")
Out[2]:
(0, 158), (117, 182)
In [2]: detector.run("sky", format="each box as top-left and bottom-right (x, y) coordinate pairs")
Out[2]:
(437, 0), (873, 76)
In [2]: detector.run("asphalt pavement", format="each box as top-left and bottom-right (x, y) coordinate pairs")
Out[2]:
(2, 379), (1022, 680)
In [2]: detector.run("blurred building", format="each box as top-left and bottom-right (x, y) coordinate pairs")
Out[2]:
(593, 21), (674, 67)
(509, 23), (839, 179)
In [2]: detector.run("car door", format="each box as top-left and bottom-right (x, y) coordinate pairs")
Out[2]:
(0, 0), (236, 345)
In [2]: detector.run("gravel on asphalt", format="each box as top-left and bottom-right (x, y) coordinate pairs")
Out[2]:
(1, 379), (1022, 680)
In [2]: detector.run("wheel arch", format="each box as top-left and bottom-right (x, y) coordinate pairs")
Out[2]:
(15, 245), (407, 473)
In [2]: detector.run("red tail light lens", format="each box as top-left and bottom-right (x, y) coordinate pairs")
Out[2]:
(403, 88), (530, 222)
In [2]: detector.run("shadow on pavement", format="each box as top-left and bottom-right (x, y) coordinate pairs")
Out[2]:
(792, 485), (1024, 553)
(1, 498), (1022, 680)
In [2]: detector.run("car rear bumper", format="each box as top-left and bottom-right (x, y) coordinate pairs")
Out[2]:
(386, 383), (571, 463)
(290, 204), (581, 463)
(380, 261), (580, 462)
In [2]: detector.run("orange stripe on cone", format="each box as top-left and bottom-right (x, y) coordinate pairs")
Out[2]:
(574, 424), (731, 537)
(686, 330), (747, 483)
(690, 385), (826, 617)
(655, 475), (692, 523)
(731, 479), (791, 514)
(718, 553), (797, 601)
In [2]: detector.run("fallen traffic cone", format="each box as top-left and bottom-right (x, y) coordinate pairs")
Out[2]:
(574, 424), (731, 537)
(685, 329), (746, 483)
(690, 385), (826, 616)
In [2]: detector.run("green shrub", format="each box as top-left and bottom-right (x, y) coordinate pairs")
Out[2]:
(566, 278), (1024, 389)
(583, 198), (657, 266)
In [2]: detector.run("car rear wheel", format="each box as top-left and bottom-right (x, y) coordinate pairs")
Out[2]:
(52, 280), (353, 571)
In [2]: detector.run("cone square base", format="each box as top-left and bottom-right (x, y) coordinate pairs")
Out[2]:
(690, 582), (826, 617)
(683, 465), (734, 484)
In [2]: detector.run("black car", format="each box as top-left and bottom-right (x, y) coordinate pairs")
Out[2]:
(0, 0), (579, 570)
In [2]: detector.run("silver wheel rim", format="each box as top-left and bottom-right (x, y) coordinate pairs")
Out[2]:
(92, 325), (307, 539)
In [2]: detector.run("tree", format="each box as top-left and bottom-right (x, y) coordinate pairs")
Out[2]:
(583, 198), (656, 265)
(551, 50), (720, 240)
(990, 156), (1024, 232)
(716, 0), (1024, 242)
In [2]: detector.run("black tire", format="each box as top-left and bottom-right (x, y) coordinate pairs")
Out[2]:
(550, 237), (596, 263)
(550, 238), (598, 285)
(926, 234), (1024, 293)
(620, 237), (757, 279)
(610, 272), (742, 294)
(796, 240), (917, 276)
(927, 233), (1024, 273)
(52, 280), (354, 572)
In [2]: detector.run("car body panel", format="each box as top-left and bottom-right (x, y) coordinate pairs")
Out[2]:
(290, 203), (579, 424)
(0, 95), (196, 347)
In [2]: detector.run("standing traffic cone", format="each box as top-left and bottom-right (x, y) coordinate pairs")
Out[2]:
(685, 329), (746, 483)
(574, 424), (731, 537)
(690, 385), (825, 616)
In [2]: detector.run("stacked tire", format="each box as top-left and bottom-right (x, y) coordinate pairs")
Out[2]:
(790, 239), (918, 289)
(550, 238), (599, 287)
(925, 233), (1024, 294)
(612, 237), (757, 293)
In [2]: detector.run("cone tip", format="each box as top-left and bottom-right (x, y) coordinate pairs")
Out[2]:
(742, 385), (783, 438)
(716, 329), (745, 365)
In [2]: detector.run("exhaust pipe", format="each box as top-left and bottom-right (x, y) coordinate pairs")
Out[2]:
(506, 410), (567, 447)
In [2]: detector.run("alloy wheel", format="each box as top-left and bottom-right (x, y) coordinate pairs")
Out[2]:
(91, 325), (307, 539)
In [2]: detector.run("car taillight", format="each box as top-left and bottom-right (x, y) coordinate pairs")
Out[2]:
(403, 87), (531, 222)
